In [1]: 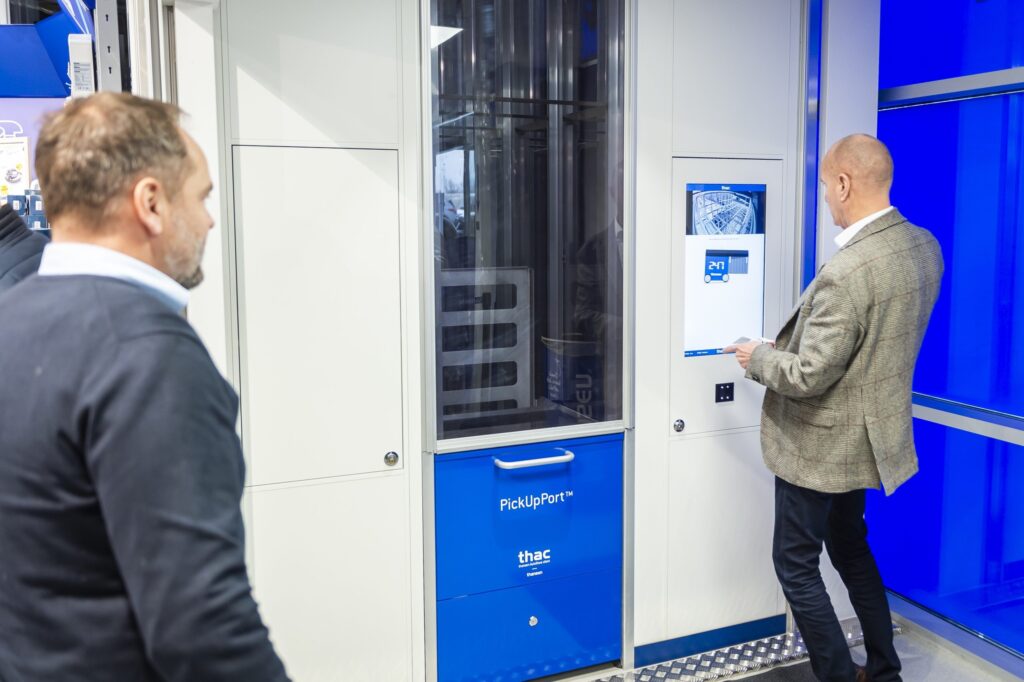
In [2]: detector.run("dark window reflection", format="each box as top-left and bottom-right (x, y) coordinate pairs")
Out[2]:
(8, 0), (60, 24)
(431, 0), (625, 439)
(441, 284), (517, 312)
(443, 324), (518, 352)
(443, 362), (520, 392)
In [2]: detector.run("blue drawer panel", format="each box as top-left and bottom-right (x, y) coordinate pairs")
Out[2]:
(437, 568), (622, 682)
(435, 434), (623, 599)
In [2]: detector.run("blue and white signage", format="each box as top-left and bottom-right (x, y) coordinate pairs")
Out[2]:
(57, 0), (95, 36)
(500, 489), (573, 512)
(434, 434), (623, 681)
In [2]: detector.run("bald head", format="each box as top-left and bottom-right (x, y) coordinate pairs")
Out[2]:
(820, 134), (894, 229)
(824, 134), (893, 192)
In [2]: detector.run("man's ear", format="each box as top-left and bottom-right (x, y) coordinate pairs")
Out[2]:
(837, 172), (852, 202)
(132, 176), (165, 237)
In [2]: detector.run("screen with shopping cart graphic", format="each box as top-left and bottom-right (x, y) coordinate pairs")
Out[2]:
(684, 184), (767, 357)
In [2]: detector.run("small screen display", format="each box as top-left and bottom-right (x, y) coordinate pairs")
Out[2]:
(684, 184), (767, 357)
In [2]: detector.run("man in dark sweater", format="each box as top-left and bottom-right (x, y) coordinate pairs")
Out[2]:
(0, 93), (288, 681)
(0, 202), (48, 292)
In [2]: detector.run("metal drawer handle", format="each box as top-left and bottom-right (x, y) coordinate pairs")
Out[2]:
(493, 450), (575, 470)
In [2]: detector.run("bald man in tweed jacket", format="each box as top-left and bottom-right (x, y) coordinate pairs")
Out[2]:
(727, 135), (943, 682)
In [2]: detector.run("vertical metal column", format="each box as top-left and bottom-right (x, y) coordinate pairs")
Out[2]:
(498, 0), (514, 266)
(123, 0), (177, 99)
(147, 0), (162, 97)
(430, 0), (444, 434)
(546, 1), (575, 342)
(95, 0), (125, 92)
(604, 0), (624, 420)
(162, 1), (177, 103)
(473, 0), (498, 270)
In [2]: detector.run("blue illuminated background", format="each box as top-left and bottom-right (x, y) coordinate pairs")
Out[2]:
(866, 0), (1024, 659)
(879, 0), (1024, 89)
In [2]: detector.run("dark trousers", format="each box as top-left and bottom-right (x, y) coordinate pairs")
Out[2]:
(773, 477), (902, 682)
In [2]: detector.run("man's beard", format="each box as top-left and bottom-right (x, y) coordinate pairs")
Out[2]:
(176, 265), (205, 289)
(167, 216), (207, 290)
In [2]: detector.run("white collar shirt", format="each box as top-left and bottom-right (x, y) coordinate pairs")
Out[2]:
(833, 206), (894, 251)
(37, 242), (189, 313)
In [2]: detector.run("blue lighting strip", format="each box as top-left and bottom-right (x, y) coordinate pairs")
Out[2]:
(801, 0), (823, 291)
(634, 615), (788, 669)
(684, 348), (724, 358)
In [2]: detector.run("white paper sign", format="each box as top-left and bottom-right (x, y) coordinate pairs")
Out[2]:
(0, 137), (30, 197)
(68, 33), (96, 98)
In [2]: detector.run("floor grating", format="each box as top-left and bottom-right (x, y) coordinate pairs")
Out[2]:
(597, 622), (901, 682)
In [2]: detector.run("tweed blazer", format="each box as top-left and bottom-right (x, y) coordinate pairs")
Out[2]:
(746, 209), (943, 494)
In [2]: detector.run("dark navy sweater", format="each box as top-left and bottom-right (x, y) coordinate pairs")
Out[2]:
(0, 205), (48, 293)
(0, 275), (288, 682)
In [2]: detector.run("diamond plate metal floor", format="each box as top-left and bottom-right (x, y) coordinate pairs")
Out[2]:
(597, 622), (901, 682)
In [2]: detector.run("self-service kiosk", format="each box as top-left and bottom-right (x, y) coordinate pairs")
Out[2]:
(671, 158), (785, 437)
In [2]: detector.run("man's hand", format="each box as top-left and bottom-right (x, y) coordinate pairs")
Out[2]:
(723, 340), (770, 369)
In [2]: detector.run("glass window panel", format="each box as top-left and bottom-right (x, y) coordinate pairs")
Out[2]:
(880, 0), (1024, 89)
(866, 420), (1024, 656)
(877, 93), (1024, 418)
(431, 0), (625, 440)
(8, 0), (61, 24)
(442, 324), (518, 352)
(441, 284), (518, 312)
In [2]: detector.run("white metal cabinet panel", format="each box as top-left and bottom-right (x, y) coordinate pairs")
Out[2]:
(176, 1), (230, 377)
(225, 0), (400, 147)
(672, 0), (800, 157)
(666, 430), (785, 636)
(816, 0), (882, 267)
(233, 146), (403, 485)
(633, 0), (677, 646)
(669, 157), (784, 437)
(251, 476), (412, 681)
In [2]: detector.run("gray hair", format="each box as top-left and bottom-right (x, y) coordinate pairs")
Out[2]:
(35, 92), (190, 224)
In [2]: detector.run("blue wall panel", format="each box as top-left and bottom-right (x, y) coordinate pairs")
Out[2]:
(34, 12), (80, 97)
(876, 0), (1024, 660)
(878, 93), (1024, 418)
(867, 420), (1024, 656)
(0, 25), (67, 98)
(880, 0), (1024, 88)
